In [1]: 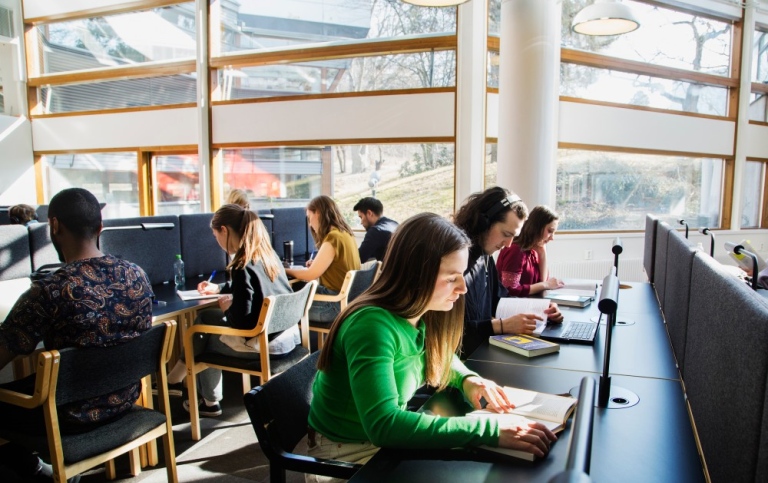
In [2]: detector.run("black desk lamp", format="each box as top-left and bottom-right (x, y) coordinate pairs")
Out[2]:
(698, 227), (715, 257)
(611, 237), (623, 277)
(677, 218), (689, 239)
(725, 241), (759, 291)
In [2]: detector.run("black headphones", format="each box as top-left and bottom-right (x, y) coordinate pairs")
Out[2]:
(481, 194), (522, 230)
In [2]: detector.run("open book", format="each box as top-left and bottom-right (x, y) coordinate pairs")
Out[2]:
(176, 290), (220, 301)
(727, 240), (767, 273)
(495, 297), (551, 335)
(467, 387), (577, 461)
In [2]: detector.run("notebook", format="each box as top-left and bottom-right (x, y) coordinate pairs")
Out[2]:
(538, 320), (598, 345)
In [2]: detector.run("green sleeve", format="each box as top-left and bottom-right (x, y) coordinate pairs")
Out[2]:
(448, 354), (480, 390)
(343, 317), (499, 449)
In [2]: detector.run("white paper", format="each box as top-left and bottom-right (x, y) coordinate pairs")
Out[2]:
(176, 290), (220, 301)
(495, 298), (551, 335)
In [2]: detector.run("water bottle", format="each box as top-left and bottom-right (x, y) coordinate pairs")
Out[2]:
(283, 240), (294, 267)
(174, 254), (185, 289)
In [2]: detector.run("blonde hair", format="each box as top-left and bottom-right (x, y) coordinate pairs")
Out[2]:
(211, 204), (281, 281)
(306, 195), (353, 246)
(227, 189), (250, 210)
(318, 213), (470, 390)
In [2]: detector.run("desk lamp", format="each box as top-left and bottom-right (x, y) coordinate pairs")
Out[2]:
(698, 227), (715, 257)
(725, 241), (759, 291)
(677, 219), (689, 239)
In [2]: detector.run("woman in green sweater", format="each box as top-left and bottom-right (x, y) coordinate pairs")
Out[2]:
(306, 213), (556, 479)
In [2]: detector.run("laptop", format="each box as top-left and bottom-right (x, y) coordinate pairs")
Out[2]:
(538, 319), (599, 345)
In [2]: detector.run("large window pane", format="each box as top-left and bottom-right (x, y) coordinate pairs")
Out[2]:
(485, 142), (497, 188)
(562, 1), (732, 77)
(334, 143), (455, 226)
(489, 0), (501, 36)
(749, 92), (768, 122)
(154, 153), (201, 215)
(221, 147), (324, 209)
(741, 161), (765, 228)
(219, 0), (456, 54)
(40, 74), (196, 113)
(753, 29), (768, 83)
(43, 152), (139, 219)
(557, 149), (723, 231)
(561, 64), (728, 115)
(488, 51), (499, 88)
(218, 50), (455, 100)
(38, 4), (196, 74)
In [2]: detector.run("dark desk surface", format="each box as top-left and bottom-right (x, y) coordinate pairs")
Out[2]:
(350, 362), (704, 483)
(151, 272), (227, 320)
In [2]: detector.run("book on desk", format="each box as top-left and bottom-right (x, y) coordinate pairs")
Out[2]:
(489, 334), (559, 357)
(466, 387), (577, 461)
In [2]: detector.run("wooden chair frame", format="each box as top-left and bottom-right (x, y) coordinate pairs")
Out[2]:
(0, 321), (178, 482)
(184, 280), (318, 441)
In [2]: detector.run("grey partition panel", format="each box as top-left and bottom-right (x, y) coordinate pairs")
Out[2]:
(653, 222), (672, 308)
(662, 230), (697, 371)
(643, 214), (658, 283)
(100, 216), (180, 285)
(685, 255), (768, 483)
(179, 213), (227, 279)
(28, 223), (60, 272)
(256, 210), (273, 245)
(271, 207), (311, 263)
(35, 205), (48, 221)
(0, 208), (10, 225)
(0, 225), (32, 280)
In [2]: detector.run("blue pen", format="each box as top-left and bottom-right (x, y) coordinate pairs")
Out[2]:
(207, 270), (217, 283)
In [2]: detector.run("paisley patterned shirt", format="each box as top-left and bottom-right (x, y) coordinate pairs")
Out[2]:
(0, 255), (153, 425)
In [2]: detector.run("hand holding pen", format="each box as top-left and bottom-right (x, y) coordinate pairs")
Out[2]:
(197, 270), (221, 295)
(305, 251), (316, 268)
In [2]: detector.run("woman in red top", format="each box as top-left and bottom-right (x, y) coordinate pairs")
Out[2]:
(496, 205), (564, 297)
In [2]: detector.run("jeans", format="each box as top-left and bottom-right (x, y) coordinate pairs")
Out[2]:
(308, 285), (341, 323)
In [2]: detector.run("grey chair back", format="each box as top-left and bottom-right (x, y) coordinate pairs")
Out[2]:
(0, 225), (32, 281)
(28, 223), (60, 273)
(347, 262), (379, 303)
(268, 281), (315, 335)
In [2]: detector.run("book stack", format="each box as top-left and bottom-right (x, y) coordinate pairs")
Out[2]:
(489, 334), (560, 357)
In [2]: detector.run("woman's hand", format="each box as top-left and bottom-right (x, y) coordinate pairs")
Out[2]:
(501, 313), (543, 335)
(305, 259), (314, 268)
(197, 281), (220, 295)
(543, 277), (564, 290)
(544, 303), (563, 323)
(218, 294), (233, 312)
(498, 421), (558, 458)
(462, 376), (514, 413)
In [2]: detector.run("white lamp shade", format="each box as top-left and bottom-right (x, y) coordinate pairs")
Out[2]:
(401, 0), (470, 6)
(572, 1), (640, 36)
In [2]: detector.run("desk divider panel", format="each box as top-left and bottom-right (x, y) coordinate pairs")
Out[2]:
(653, 221), (672, 309)
(28, 223), (60, 273)
(270, 207), (311, 263)
(100, 216), (181, 285)
(256, 210), (273, 245)
(684, 254), (768, 483)
(0, 225), (32, 281)
(179, 213), (227, 279)
(644, 214), (658, 283)
(662, 230), (697, 371)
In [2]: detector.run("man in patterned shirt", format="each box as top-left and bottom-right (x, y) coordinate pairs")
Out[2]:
(0, 188), (154, 482)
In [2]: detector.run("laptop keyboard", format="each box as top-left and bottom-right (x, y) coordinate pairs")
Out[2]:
(561, 322), (596, 341)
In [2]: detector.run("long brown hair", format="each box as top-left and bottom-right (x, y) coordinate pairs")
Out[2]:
(317, 213), (470, 390)
(211, 204), (282, 281)
(513, 205), (559, 251)
(307, 195), (353, 246)
(454, 186), (528, 249)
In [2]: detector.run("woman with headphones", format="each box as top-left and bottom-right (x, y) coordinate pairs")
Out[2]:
(9, 204), (39, 226)
(453, 187), (563, 357)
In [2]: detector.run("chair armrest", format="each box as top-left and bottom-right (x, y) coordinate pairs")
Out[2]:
(313, 292), (345, 303)
(0, 351), (57, 409)
(186, 324), (263, 339)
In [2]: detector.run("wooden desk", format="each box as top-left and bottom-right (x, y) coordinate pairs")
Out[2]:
(350, 363), (705, 483)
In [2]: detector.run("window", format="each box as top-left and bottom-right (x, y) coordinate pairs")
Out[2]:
(487, 51), (499, 88)
(216, 50), (455, 100)
(43, 152), (140, 219)
(749, 92), (768, 123)
(753, 29), (768, 83)
(217, 0), (456, 55)
(153, 153), (202, 215)
(485, 142), (497, 188)
(36, 4), (196, 75)
(557, 149), (724, 231)
(741, 161), (765, 228)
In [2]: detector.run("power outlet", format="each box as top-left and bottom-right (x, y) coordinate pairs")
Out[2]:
(584, 250), (593, 260)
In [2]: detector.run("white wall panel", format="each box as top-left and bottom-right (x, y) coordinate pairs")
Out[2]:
(212, 92), (455, 144)
(0, 115), (35, 204)
(486, 92), (498, 139)
(31, 108), (197, 151)
(558, 101), (735, 156)
(745, 123), (768, 158)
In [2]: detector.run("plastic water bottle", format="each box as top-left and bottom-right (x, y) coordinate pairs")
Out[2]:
(174, 254), (185, 289)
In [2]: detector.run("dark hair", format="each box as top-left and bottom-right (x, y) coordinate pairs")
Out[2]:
(211, 204), (282, 281)
(307, 196), (354, 246)
(514, 205), (559, 251)
(48, 188), (102, 240)
(9, 204), (37, 225)
(453, 186), (528, 248)
(318, 213), (470, 390)
(353, 197), (383, 217)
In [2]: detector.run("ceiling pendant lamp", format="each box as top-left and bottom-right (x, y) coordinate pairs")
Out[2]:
(401, 0), (471, 6)
(572, 0), (640, 36)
